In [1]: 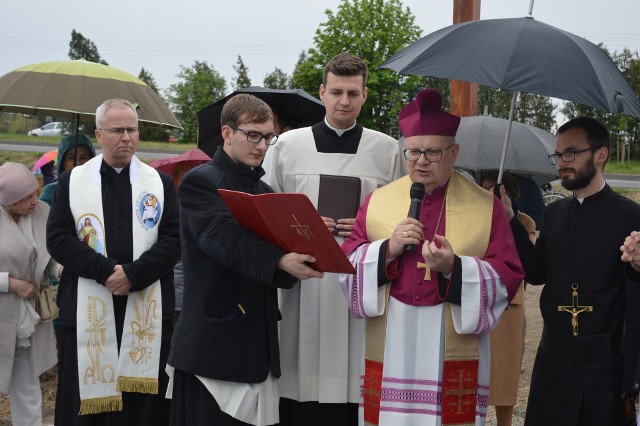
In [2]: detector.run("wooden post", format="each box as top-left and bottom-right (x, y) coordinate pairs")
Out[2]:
(451, 0), (481, 117)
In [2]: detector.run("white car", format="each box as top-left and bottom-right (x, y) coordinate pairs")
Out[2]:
(27, 122), (67, 137)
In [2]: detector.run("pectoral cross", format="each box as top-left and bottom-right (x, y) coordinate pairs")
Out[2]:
(557, 283), (593, 336)
(417, 261), (431, 281)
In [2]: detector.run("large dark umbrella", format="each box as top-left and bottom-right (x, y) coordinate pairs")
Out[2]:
(197, 86), (325, 157)
(380, 14), (640, 183)
(455, 115), (558, 180)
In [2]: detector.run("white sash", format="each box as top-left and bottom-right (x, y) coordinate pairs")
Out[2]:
(69, 154), (164, 415)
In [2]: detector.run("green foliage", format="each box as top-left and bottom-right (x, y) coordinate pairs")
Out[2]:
(165, 60), (227, 143)
(68, 30), (108, 65)
(478, 89), (557, 132)
(263, 67), (291, 89)
(290, 0), (424, 137)
(138, 67), (160, 93)
(137, 68), (169, 141)
(0, 114), (41, 134)
(232, 55), (252, 90)
(561, 46), (640, 159)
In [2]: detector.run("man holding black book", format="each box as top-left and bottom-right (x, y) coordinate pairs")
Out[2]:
(262, 52), (405, 425)
(168, 94), (323, 426)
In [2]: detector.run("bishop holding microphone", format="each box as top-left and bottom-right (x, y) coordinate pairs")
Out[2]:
(339, 88), (524, 426)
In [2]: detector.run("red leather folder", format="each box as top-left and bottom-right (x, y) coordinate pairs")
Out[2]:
(218, 189), (356, 274)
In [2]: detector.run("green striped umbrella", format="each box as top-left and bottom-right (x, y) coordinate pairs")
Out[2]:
(0, 59), (181, 129)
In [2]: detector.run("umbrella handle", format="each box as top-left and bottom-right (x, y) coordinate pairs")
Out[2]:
(493, 183), (502, 200)
(497, 91), (519, 185)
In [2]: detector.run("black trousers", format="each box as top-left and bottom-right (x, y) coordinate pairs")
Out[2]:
(169, 368), (252, 425)
(54, 320), (173, 426)
(277, 397), (358, 426)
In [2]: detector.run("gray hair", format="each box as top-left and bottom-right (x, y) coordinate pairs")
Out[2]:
(95, 99), (138, 128)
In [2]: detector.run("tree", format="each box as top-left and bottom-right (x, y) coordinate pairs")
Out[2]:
(138, 68), (169, 141)
(138, 67), (160, 93)
(263, 67), (290, 89)
(561, 46), (640, 161)
(165, 60), (227, 143)
(478, 88), (556, 132)
(68, 30), (108, 65)
(232, 55), (252, 90)
(290, 0), (424, 136)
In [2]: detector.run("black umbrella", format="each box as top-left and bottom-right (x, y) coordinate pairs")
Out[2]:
(197, 86), (325, 157)
(455, 115), (557, 178)
(380, 14), (640, 183)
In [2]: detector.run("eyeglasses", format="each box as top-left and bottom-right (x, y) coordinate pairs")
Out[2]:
(403, 144), (455, 162)
(231, 126), (278, 145)
(548, 147), (595, 165)
(98, 127), (139, 136)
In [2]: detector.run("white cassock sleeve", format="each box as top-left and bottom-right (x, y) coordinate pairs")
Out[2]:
(451, 255), (510, 335)
(339, 240), (387, 319)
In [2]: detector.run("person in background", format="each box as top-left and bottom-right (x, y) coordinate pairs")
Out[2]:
(39, 133), (96, 206)
(46, 99), (180, 426)
(163, 161), (200, 326)
(339, 88), (523, 425)
(512, 173), (545, 229)
(505, 116), (640, 425)
(0, 162), (61, 426)
(262, 52), (406, 426)
(167, 94), (322, 426)
(481, 169), (535, 426)
(40, 160), (56, 187)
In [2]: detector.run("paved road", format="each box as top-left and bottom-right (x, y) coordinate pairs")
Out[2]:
(2, 140), (640, 188)
(0, 139), (185, 161)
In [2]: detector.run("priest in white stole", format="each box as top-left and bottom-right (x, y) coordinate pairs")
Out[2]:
(339, 88), (524, 426)
(262, 53), (406, 426)
(46, 99), (181, 426)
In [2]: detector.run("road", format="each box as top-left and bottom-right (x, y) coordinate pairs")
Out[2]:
(2, 140), (640, 188)
(0, 139), (185, 161)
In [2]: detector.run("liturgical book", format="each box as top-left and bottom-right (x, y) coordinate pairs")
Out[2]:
(317, 174), (362, 236)
(218, 189), (356, 274)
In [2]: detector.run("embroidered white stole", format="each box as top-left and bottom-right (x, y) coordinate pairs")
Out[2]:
(69, 154), (164, 415)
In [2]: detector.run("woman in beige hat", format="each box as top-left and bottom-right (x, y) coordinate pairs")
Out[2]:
(0, 162), (61, 426)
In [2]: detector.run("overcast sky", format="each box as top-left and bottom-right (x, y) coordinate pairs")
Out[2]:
(2, 0), (640, 97)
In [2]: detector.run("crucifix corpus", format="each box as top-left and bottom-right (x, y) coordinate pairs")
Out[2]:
(557, 283), (593, 336)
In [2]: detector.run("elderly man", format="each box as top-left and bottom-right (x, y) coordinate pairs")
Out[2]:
(262, 52), (405, 426)
(47, 99), (180, 426)
(339, 88), (524, 425)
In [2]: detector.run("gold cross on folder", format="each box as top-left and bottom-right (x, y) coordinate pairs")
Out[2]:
(557, 283), (593, 336)
(417, 261), (431, 281)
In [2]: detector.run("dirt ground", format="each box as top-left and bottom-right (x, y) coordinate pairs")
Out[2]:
(0, 287), (547, 426)
(2, 189), (639, 425)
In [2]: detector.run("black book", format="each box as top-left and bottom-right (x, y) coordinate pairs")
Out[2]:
(317, 174), (361, 235)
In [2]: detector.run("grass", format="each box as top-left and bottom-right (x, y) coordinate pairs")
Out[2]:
(604, 160), (640, 174)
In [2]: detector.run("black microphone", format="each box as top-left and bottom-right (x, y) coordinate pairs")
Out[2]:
(406, 182), (425, 252)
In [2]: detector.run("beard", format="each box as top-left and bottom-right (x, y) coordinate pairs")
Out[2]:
(559, 158), (596, 191)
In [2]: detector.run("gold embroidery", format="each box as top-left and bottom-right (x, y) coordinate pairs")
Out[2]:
(84, 296), (115, 385)
(128, 286), (157, 364)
